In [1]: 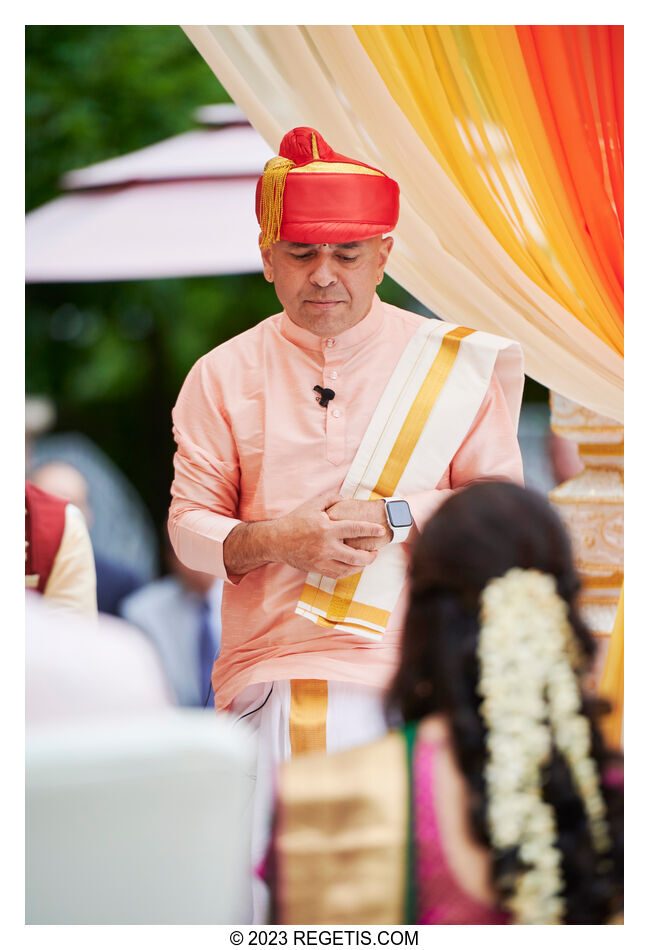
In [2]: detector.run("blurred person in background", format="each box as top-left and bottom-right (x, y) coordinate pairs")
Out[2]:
(516, 402), (584, 496)
(269, 482), (623, 925)
(25, 394), (56, 473)
(120, 528), (223, 708)
(549, 429), (584, 485)
(30, 461), (146, 615)
(25, 480), (97, 616)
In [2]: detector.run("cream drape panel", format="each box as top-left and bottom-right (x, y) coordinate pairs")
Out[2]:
(183, 25), (623, 421)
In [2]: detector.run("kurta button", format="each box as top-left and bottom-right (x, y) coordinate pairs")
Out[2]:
(326, 338), (335, 347)
(332, 409), (341, 418)
(329, 371), (338, 379)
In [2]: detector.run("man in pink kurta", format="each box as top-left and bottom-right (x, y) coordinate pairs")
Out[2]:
(170, 124), (524, 711)
(170, 126), (524, 718)
(170, 293), (522, 712)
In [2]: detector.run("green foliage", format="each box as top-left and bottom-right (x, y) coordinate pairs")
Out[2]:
(26, 26), (242, 533)
(26, 25), (228, 211)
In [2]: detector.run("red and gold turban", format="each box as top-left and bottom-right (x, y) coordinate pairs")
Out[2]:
(255, 127), (399, 247)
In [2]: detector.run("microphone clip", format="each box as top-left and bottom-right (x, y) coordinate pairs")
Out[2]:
(314, 385), (335, 409)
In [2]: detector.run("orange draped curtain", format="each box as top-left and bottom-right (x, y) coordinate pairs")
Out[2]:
(355, 25), (623, 356)
(516, 26), (623, 330)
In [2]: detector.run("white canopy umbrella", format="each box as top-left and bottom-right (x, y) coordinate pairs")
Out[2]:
(25, 106), (274, 282)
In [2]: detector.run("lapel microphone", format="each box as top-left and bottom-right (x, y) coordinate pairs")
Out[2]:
(314, 385), (336, 408)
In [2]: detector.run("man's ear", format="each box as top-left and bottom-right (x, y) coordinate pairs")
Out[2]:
(259, 241), (274, 282)
(376, 236), (394, 283)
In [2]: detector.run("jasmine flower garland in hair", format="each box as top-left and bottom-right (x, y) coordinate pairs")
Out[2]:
(477, 569), (611, 924)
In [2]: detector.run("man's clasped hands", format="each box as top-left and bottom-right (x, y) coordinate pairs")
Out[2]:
(223, 492), (394, 580)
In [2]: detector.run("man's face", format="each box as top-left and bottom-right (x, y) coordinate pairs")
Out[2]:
(260, 236), (393, 337)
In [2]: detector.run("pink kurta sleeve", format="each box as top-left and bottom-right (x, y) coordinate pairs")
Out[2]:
(169, 355), (242, 580)
(404, 373), (524, 532)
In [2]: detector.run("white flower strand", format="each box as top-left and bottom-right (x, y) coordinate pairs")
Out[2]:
(477, 568), (610, 924)
(547, 656), (611, 856)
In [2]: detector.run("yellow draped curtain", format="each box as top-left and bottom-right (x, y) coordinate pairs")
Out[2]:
(354, 26), (623, 357)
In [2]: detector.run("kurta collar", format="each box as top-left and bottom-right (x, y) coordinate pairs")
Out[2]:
(279, 293), (385, 351)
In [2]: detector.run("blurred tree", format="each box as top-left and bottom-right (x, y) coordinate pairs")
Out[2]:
(26, 25), (229, 211)
(26, 26), (428, 553)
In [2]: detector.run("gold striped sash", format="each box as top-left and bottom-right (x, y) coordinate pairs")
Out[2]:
(298, 326), (474, 632)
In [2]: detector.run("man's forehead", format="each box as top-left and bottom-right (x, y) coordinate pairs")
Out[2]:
(286, 241), (363, 249)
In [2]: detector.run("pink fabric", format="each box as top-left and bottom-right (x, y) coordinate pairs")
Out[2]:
(414, 737), (509, 925)
(603, 765), (624, 789)
(169, 296), (524, 709)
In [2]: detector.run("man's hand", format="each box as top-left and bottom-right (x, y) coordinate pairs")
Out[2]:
(325, 498), (393, 551)
(223, 492), (386, 580)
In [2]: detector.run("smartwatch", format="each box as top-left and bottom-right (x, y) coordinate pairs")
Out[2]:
(383, 497), (413, 543)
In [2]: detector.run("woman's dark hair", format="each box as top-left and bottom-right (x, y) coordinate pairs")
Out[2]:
(388, 481), (623, 923)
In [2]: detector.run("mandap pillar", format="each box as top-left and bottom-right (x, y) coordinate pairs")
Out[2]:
(548, 393), (623, 693)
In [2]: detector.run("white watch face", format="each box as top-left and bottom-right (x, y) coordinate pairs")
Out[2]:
(386, 500), (412, 528)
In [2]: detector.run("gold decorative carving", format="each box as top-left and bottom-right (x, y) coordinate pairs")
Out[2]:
(548, 393), (623, 691)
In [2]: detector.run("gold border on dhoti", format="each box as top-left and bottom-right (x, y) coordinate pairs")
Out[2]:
(289, 679), (328, 756)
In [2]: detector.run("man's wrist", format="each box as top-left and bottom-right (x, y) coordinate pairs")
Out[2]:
(223, 519), (280, 576)
(370, 498), (392, 540)
(257, 517), (285, 564)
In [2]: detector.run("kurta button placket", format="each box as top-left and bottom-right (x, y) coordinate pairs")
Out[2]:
(322, 337), (345, 465)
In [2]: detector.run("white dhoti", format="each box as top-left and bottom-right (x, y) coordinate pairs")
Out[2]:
(230, 679), (390, 923)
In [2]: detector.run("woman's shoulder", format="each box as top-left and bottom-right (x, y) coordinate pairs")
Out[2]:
(416, 714), (451, 744)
